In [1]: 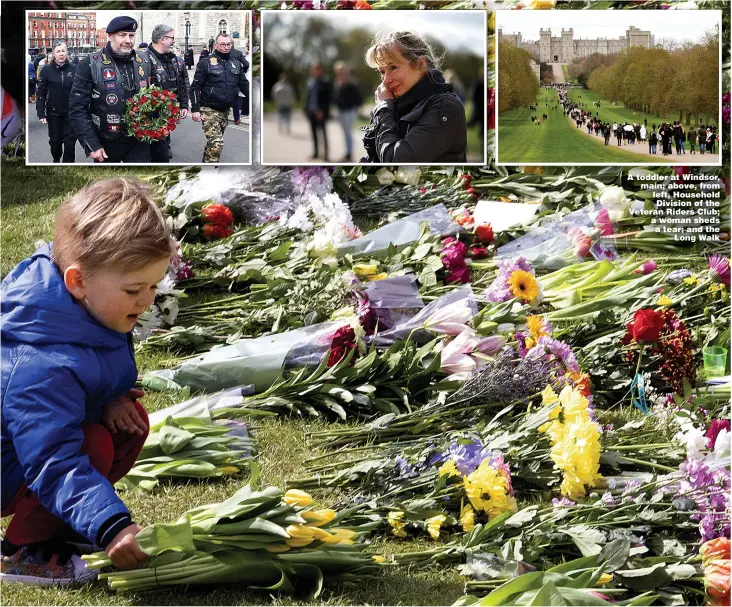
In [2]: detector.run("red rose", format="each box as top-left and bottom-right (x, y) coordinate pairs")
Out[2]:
(152, 89), (160, 98)
(151, 99), (158, 107)
(201, 203), (234, 227)
(172, 106), (180, 115)
(476, 223), (495, 244)
(468, 245), (488, 259)
(162, 128), (169, 136)
(170, 92), (177, 99)
(327, 326), (357, 367)
(140, 95), (148, 103)
(202, 222), (233, 240)
(626, 309), (664, 343)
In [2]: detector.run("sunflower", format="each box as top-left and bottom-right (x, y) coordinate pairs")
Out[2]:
(508, 270), (539, 302)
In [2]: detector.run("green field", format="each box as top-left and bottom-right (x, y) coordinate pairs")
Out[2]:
(561, 64), (574, 83)
(566, 88), (717, 129)
(497, 89), (668, 164)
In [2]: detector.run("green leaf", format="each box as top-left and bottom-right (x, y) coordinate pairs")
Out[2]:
(158, 425), (196, 455)
(562, 526), (606, 557)
(527, 581), (569, 606)
(478, 571), (565, 606)
(615, 563), (672, 591)
(598, 539), (631, 572)
(649, 537), (686, 558)
(504, 507), (538, 528)
(136, 520), (196, 556)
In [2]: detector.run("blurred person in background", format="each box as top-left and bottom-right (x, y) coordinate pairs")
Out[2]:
(305, 62), (332, 162)
(272, 72), (296, 135)
(28, 56), (37, 103)
(361, 30), (467, 164)
(469, 67), (484, 139)
(332, 61), (363, 162)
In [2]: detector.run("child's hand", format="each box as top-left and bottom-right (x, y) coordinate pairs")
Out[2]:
(103, 389), (148, 435)
(106, 523), (148, 569)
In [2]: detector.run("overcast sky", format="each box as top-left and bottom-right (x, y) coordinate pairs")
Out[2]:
(497, 9), (720, 43)
(262, 9), (486, 56)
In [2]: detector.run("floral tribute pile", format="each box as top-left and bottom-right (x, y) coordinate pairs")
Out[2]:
(123, 158), (731, 604)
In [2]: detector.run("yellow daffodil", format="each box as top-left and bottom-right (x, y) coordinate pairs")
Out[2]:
(301, 509), (337, 527)
(366, 272), (388, 282)
(387, 511), (408, 538)
(684, 274), (700, 286)
(657, 295), (673, 306)
(541, 385), (559, 405)
(353, 263), (378, 277)
(426, 515), (447, 540)
(284, 489), (313, 507)
(460, 503), (476, 532)
(509, 270), (540, 302)
(438, 459), (461, 478)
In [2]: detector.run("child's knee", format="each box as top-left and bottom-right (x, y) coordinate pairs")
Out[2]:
(81, 423), (114, 475)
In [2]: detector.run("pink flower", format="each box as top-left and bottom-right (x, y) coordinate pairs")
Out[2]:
(473, 335), (506, 355)
(573, 234), (592, 258)
(634, 259), (657, 275)
(441, 240), (468, 270)
(424, 301), (474, 336)
(709, 255), (731, 286)
(446, 266), (471, 284)
(707, 419), (731, 450)
(440, 331), (479, 375)
(594, 208), (614, 236)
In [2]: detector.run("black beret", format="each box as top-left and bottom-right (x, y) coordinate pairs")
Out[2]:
(106, 16), (138, 34)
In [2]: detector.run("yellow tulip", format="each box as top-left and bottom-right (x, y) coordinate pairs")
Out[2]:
(308, 527), (335, 541)
(264, 544), (291, 553)
(285, 537), (315, 548)
(353, 263), (378, 277)
(283, 489), (313, 507)
(372, 555), (386, 563)
(286, 524), (315, 538)
(366, 273), (388, 282)
(596, 573), (614, 585)
(329, 528), (358, 540)
(301, 509), (337, 526)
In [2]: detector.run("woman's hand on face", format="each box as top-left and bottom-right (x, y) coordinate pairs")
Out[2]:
(375, 83), (394, 102)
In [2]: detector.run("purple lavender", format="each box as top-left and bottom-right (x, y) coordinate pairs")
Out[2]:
(601, 492), (619, 508)
(553, 497), (576, 507)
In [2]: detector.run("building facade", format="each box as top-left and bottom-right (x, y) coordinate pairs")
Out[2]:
(499, 26), (655, 63)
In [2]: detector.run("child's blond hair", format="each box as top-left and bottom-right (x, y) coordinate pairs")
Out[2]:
(52, 178), (174, 275)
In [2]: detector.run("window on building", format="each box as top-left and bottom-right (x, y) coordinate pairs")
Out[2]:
(218, 19), (228, 34)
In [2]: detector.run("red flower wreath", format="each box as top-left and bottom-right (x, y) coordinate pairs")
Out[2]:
(125, 85), (181, 143)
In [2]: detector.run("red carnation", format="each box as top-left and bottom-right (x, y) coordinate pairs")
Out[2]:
(469, 245), (488, 259)
(626, 309), (664, 343)
(476, 223), (495, 244)
(327, 326), (357, 367)
(202, 222), (233, 240)
(201, 203), (234, 227)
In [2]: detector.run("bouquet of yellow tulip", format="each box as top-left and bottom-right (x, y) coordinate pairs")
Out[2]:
(83, 486), (382, 597)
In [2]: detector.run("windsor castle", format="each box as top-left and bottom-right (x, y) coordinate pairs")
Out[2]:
(498, 26), (655, 64)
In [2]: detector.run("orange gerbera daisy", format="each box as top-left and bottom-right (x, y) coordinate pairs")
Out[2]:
(509, 270), (539, 302)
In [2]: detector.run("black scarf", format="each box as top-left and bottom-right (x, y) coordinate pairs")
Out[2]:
(214, 50), (231, 61)
(394, 69), (452, 117)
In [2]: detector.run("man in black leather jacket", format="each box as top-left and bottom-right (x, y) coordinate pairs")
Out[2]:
(147, 24), (190, 163)
(189, 33), (249, 163)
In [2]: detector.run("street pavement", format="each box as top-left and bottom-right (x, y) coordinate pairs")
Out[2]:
(27, 103), (250, 164)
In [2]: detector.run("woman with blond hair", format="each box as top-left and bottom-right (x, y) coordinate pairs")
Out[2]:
(36, 41), (77, 163)
(361, 30), (467, 164)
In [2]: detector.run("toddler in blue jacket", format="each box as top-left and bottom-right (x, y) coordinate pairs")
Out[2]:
(1, 178), (174, 585)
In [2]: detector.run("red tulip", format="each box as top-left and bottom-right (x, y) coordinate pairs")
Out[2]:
(201, 203), (234, 227)
(475, 223), (495, 244)
(626, 309), (664, 343)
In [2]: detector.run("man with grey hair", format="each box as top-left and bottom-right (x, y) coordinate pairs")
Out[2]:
(147, 23), (190, 162)
(190, 33), (249, 162)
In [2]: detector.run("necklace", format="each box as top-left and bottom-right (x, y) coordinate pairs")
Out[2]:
(109, 55), (136, 93)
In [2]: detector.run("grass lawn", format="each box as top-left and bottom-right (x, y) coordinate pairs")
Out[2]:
(497, 89), (663, 164)
(0, 160), (467, 606)
(560, 64), (574, 83)
(566, 88), (718, 128)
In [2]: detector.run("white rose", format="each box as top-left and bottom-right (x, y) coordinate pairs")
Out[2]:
(376, 168), (395, 186)
(395, 166), (422, 187)
(599, 186), (631, 221)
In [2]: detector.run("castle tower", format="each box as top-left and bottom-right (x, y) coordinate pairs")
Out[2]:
(539, 28), (551, 63)
(561, 28), (574, 63)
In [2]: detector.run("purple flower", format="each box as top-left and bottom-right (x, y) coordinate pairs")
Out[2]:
(447, 438), (484, 475)
(525, 336), (580, 373)
(700, 513), (719, 542)
(708, 255), (731, 286)
(395, 455), (418, 479)
(485, 257), (534, 303)
(175, 261), (194, 281)
(601, 492), (619, 508)
(553, 497), (576, 507)
(441, 240), (468, 270)
(354, 293), (378, 336)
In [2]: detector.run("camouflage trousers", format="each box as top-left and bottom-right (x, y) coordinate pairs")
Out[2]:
(200, 106), (229, 163)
